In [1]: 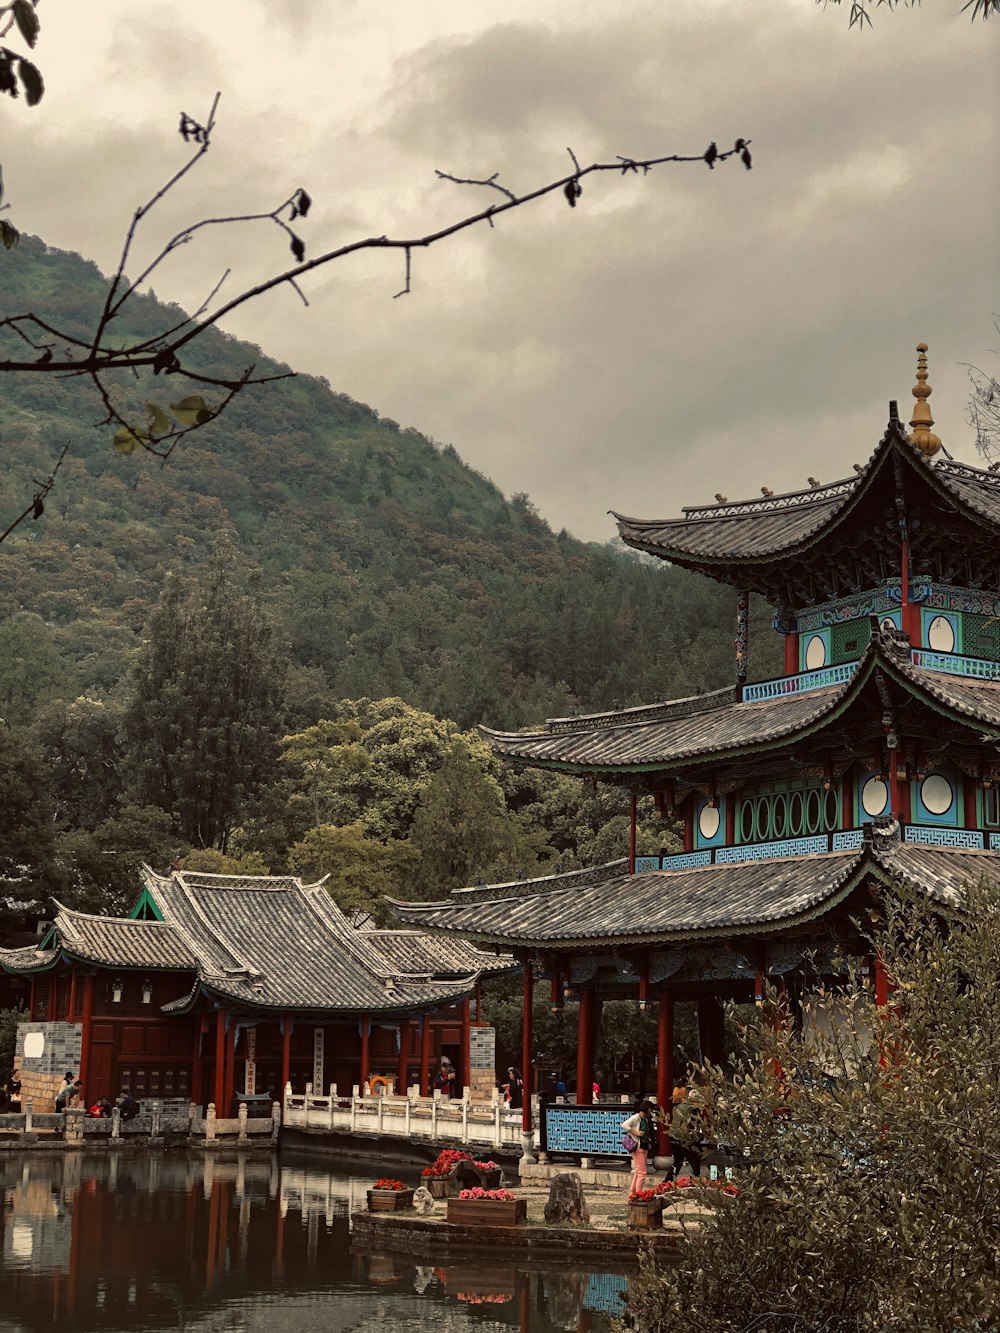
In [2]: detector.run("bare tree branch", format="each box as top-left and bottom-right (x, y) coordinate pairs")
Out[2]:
(0, 440), (69, 544)
(0, 92), (752, 457)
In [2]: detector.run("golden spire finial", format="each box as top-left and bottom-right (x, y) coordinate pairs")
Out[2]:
(908, 342), (942, 457)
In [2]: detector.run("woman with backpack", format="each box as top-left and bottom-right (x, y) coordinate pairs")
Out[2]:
(621, 1097), (657, 1198)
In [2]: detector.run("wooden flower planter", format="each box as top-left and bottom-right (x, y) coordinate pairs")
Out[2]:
(626, 1199), (663, 1231)
(425, 1174), (458, 1199)
(367, 1187), (415, 1213)
(447, 1197), (527, 1228)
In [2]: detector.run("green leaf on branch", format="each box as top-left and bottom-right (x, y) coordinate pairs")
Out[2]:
(113, 425), (149, 455)
(144, 402), (172, 437)
(12, 1), (39, 49)
(169, 395), (211, 427)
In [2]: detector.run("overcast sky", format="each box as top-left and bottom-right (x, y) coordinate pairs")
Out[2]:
(4, 1), (999, 540)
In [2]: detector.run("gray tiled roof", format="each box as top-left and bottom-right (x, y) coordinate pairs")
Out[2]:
(362, 929), (514, 977)
(53, 904), (197, 971)
(0, 871), (492, 1016)
(141, 869), (481, 1013)
(392, 839), (995, 948)
(393, 850), (864, 947)
(872, 839), (1000, 907)
(0, 943), (58, 973)
(614, 426), (1000, 566)
(484, 681), (845, 770)
(482, 636), (1000, 774)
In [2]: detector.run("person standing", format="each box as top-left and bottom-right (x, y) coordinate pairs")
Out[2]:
(432, 1056), (456, 1098)
(622, 1097), (656, 1198)
(503, 1066), (524, 1111)
(668, 1081), (704, 1179)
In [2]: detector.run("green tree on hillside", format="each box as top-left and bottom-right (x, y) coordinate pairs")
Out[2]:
(0, 610), (75, 727)
(408, 743), (545, 897)
(0, 724), (55, 941)
(124, 541), (286, 850)
(286, 822), (417, 923)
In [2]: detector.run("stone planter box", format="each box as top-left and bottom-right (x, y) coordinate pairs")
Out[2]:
(626, 1199), (663, 1231)
(446, 1197), (527, 1228)
(367, 1188), (414, 1213)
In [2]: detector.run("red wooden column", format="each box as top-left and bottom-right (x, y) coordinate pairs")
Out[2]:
(628, 793), (637, 875)
(397, 1020), (411, 1094)
(419, 1014), (431, 1097)
(28, 976), (36, 1021)
(78, 974), (94, 1088)
(191, 1016), (204, 1108)
(521, 961), (533, 1134)
(460, 997), (471, 1091)
(784, 631), (798, 676)
(214, 1009), (226, 1111)
(359, 1014), (370, 1092)
(68, 967), (78, 1022)
(875, 956), (889, 1008)
(656, 987), (674, 1155)
(223, 1022), (237, 1113)
(48, 972), (57, 1018)
(576, 986), (595, 1105)
(280, 1014), (292, 1095)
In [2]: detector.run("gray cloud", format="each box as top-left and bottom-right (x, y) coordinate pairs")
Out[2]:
(3, 2), (997, 540)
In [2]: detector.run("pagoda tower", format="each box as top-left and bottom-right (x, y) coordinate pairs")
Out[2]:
(395, 346), (1000, 1152)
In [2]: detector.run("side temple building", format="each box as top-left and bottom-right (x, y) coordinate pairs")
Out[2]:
(1, 866), (509, 1112)
(395, 347), (1000, 1142)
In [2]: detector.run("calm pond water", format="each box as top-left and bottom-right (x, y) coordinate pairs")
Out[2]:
(0, 1151), (629, 1332)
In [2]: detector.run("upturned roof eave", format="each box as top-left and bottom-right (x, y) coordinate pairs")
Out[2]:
(392, 850), (872, 950)
(479, 638), (1000, 779)
(613, 424), (1000, 570)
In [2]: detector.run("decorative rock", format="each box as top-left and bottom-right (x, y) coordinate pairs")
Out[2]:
(412, 1186), (435, 1216)
(543, 1171), (590, 1225)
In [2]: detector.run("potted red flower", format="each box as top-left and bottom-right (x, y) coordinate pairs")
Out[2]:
(420, 1148), (472, 1198)
(366, 1177), (415, 1212)
(447, 1186), (527, 1228)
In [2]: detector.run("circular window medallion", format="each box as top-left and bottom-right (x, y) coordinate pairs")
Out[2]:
(861, 777), (889, 817)
(926, 616), (956, 653)
(920, 773), (954, 816)
(698, 803), (720, 841)
(23, 1031), (44, 1059)
(805, 635), (827, 670)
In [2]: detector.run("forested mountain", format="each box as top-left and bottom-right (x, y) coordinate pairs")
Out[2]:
(0, 237), (783, 942)
(1, 236), (779, 732)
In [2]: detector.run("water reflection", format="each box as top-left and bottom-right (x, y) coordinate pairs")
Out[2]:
(0, 1153), (626, 1331)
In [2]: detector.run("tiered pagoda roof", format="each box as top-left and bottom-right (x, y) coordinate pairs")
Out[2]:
(481, 627), (1000, 785)
(613, 415), (1000, 603)
(1, 867), (513, 1016)
(392, 823), (976, 952)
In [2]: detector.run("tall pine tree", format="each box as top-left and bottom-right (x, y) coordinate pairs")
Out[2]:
(124, 539), (287, 850)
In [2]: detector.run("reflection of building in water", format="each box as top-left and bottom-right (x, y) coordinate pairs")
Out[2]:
(0, 1152), (358, 1330)
(1, 1152), (626, 1332)
(278, 1164), (368, 1228)
(1, 1159), (74, 1277)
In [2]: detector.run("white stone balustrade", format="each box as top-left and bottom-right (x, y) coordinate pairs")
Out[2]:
(281, 1082), (540, 1151)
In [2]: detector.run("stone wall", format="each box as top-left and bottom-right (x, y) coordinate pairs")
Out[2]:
(16, 1021), (83, 1112)
(469, 1024), (497, 1101)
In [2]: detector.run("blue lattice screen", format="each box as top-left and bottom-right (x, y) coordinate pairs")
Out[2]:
(542, 1105), (631, 1157)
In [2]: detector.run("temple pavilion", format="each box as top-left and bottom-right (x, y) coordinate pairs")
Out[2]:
(394, 346), (1000, 1142)
(2, 865), (510, 1112)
